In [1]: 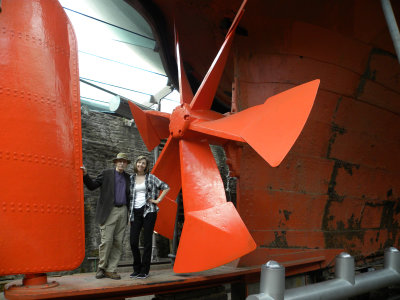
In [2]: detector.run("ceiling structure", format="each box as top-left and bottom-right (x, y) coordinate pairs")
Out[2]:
(58, 0), (180, 113)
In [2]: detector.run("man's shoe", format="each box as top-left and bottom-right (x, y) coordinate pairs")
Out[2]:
(104, 271), (121, 280)
(136, 273), (149, 279)
(130, 272), (140, 278)
(95, 268), (105, 279)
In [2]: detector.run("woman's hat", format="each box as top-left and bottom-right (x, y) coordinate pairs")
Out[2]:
(112, 153), (131, 164)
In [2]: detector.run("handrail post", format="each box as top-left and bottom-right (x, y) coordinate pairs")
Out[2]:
(247, 247), (400, 300)
(247, 260), (285, 300)
(335, 252), (355, 284)
(384, 247), (400, 272)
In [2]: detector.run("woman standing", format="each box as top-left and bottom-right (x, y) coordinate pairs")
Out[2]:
(129, 155), (170, 279)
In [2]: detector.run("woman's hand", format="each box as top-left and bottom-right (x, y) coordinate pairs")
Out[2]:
(148, 188), (170, 205)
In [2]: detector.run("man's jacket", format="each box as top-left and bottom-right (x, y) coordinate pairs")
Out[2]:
(83, 169), (131, 225)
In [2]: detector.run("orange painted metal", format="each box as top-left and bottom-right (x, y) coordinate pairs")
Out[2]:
(128, 0), (321, 273)
(146, 111), (171, 140)
(0, 0), (84, 276)
(6, 273), (60, 295)
(175, 139), (256, 273)
(191, 80), (320, 167)
(128, 0), (258, 272)
(22, 274), (49, 286)
(175, 29), (194, 104)
(128, 102), (170, 151)
(152, 137), (180, 239)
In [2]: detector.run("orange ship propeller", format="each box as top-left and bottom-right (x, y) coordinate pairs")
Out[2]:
(129, 0), (320, 273)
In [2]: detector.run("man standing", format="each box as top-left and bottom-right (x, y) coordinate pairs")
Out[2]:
(82, 153), (131, 280)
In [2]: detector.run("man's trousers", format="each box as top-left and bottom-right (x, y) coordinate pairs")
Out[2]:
(98, 206), (127, 272)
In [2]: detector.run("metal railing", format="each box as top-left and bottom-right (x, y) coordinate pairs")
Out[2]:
(247, 247), (400, 300)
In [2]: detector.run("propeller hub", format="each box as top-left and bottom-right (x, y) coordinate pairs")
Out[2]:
(170, 103), (191, 139)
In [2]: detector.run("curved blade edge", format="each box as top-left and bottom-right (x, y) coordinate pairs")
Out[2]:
(242, 79), (320, 166)
(173, 202), (256, 273)
(153, 137), (181, 239)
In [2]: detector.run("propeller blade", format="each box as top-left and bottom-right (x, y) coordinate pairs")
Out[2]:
(226, 0), (248, 37)
(190, 120), (245, 143)
(190, 80), (320, 167)
(175, 28), (194, 104)
(152, 137), (181, 239)
(189, 0), (247, 111)
(128, 101), (170, 151)
(173, 139), (256, 273)
(147, 111), (171, 139)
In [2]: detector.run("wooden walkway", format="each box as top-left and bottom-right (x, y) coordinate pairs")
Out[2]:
(4, 265), (261, 299)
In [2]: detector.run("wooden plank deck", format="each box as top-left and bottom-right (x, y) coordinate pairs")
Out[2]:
(4, 265), (261, 299)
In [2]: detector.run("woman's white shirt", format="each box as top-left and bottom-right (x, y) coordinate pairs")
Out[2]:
(134, 181), (146, 208)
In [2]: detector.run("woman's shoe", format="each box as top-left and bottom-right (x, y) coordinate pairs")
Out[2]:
(130, 272), (140, 278)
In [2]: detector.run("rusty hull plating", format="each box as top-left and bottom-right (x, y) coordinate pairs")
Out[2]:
(132, 0), (400, 271)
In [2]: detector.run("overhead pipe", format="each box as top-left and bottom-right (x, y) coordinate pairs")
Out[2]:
(381, 0), (400, 64)
(247, 247), (400, 300)
(79, 78), (149, 118)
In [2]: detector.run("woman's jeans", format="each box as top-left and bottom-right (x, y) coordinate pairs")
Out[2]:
(130, 207), (157, 274)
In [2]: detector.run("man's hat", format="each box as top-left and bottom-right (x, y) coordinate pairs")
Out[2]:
(112, 153), (131, 164)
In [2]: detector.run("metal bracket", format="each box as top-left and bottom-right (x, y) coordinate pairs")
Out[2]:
(149, 82), (174, 104)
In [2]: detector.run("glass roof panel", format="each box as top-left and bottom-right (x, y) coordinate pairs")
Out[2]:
(58, 0), (180, 113)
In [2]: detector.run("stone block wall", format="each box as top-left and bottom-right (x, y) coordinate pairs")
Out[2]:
(80, 108), (157, 272)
